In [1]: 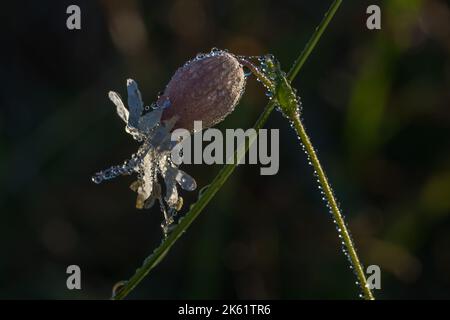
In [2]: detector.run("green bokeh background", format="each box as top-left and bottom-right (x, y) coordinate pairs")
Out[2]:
(1, 0), (449, 299)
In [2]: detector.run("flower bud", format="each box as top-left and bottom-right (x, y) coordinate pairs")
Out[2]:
(159, 50), (246, 131)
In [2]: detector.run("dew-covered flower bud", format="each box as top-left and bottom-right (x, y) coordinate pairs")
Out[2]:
(159, 49), (246, 131)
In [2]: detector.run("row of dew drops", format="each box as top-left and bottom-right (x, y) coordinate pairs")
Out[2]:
(256, 54), (367, 299)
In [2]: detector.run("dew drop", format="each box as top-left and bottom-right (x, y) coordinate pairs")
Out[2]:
(111, 280), (128, 298)
(176, 171), (197, 191)
(91, 175), (103, 184)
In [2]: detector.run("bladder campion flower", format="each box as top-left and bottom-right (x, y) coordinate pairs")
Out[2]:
(92, 79), (197, 233)
(92, 48), (248, 233)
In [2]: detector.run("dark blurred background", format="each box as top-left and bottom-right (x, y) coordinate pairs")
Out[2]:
(1, 0), (449, 299)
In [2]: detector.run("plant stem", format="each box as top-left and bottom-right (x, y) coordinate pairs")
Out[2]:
(290, 113), (374, 300)
(112, 0), (343, 300)
(238, 58), (275, 92)
(112, 105), (276, 301)
(286, 0), (342, 83)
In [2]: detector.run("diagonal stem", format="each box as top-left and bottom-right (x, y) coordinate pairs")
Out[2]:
(290, 113), (374, 300)
(112, 0), (344, 300)
(287, 0), (342, 82)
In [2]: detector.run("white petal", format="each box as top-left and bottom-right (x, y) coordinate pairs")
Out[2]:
(163, 166), (179, 208)
(138, 107), (163, 133)
(150, 125), (171, 148)
(108, 91), (129, 123)
(136, 152), (154, 208)
(126, 79), (143, 128)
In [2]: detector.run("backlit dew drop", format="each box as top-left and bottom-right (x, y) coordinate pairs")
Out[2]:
(92, 175), (102, 184)
(210, 47), (220, 54)
(176, 171), (197, 191)
(111, 280), (128, 298)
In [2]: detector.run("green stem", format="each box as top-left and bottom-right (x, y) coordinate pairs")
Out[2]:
(112, 0), (343, 300)
(238, 58), (275, 92)
(290, 113), (374, 300)
(112, 103), (276, 301)
(286, 0), (342, 82)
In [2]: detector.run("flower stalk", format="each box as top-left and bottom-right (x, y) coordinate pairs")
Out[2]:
(288, 112), (374, 300)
